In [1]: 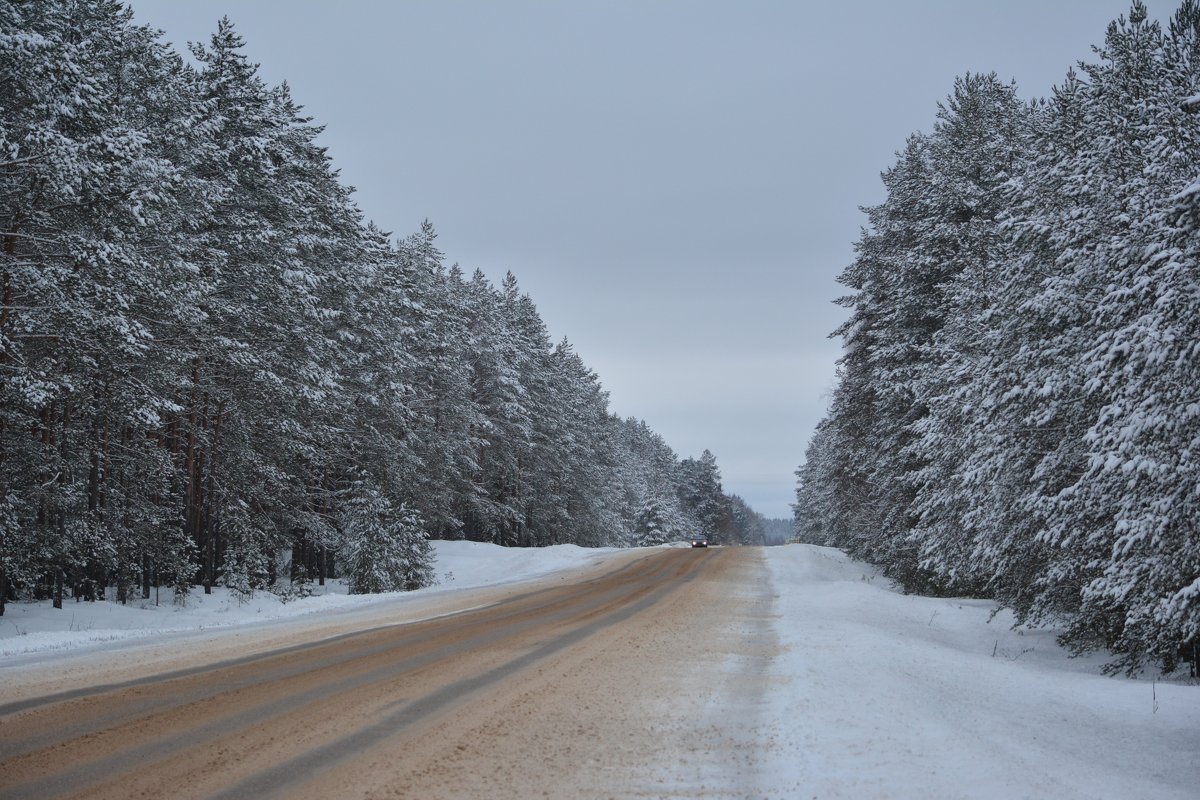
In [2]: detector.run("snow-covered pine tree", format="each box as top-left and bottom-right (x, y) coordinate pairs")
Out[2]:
(460, 270), (535, 545)
(499, 272), (564, 547)
(181, 17), (370, 594)
(902, 73), (1030, 597)
(546, 338), (622, 546)
(403, 253), (482, 540)
(792, 418), (837, 546)
(340, 480), (434, 594)
(1062, 1), (1200, 673)
(818, 130), (945, 589)
(0, 0), (204, 607)
(634, 497), (674, 547)
(678, 449), (728, 543)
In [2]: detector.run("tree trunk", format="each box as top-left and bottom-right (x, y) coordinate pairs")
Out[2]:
(184, 360), (201, 590)
(0, 224), (21, 534)
(206, 399), (224, 592)
(0, 250), (12, 473)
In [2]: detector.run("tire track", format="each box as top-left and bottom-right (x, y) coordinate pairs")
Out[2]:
(0, 548), (717, 799)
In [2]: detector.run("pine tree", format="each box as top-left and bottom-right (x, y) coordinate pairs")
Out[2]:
(634, 498), (674, 547)
(901, 73), (1030, 596)
(1062, 1), (1200, 672)
(403, 250), (481, 539)
(0, 0), (204, 607)
(678, 450), (728, 542)
(340, 480), (434, 594)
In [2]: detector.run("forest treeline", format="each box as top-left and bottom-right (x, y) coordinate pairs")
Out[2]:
(794, 2), (1199, 674)
(0, 1), (771, 612)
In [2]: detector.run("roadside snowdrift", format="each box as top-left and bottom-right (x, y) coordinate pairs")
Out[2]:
(760, 544), (1199, 799)
(0, 541), (621, 658)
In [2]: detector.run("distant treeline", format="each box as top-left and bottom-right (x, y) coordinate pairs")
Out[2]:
(795, 1), (1200, 675)
(0, 2), (770, 611)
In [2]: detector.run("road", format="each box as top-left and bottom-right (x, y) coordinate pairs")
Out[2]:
(0, 546), (776, 799)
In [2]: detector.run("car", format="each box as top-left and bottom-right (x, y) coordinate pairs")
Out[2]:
(690, 534), (708, 548)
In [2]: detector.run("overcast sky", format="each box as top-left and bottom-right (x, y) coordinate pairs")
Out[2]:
(131, 0), (1143, 518)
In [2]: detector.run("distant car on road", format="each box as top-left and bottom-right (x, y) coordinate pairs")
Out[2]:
(690, 534), (708, 548)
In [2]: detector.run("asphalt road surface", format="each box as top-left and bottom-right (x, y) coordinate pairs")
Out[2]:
(0, 546), (777, 799)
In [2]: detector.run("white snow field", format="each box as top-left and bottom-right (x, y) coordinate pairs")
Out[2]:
(2, 541), (1197, 799)
(744, 544), (1200, 799)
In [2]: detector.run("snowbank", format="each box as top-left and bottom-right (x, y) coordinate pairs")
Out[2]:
(0, 540), (622, 658)
(759, 544), (1200, 799)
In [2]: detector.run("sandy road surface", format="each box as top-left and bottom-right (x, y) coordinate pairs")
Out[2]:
(0, 547), (777, 799)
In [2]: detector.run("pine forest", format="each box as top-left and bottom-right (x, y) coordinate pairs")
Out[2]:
(0, 1), (774, 614)
(794, 2), (1200, 675)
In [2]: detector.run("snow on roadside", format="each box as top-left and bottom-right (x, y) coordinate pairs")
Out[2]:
(0, 540), (622, 659)
(759, 544), (1200, 799)
(6, 540), (1196, 799)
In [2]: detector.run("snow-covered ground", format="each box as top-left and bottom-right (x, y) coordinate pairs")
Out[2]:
(2, 542), (1197, 798)
(0, 540), (621, 658)
(753, 544), (1200, 799)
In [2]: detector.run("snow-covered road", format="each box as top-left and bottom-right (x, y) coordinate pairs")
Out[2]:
(1, 543), (1197, 798)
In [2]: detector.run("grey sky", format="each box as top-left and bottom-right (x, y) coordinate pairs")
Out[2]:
(131, 0), (1142, 518)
